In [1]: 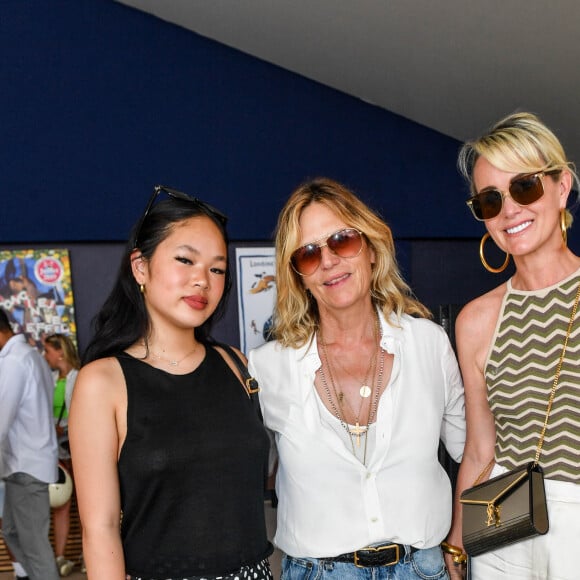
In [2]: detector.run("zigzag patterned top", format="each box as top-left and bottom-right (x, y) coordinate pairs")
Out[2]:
(485, 269), (580, 483)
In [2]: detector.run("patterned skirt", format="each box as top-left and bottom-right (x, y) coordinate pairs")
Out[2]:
(128, 558), (273, 580)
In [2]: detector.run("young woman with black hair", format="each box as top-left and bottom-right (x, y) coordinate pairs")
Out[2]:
(69, 186), (273, 580)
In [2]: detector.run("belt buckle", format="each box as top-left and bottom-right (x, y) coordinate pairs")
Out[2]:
(354, 544), (400, 568)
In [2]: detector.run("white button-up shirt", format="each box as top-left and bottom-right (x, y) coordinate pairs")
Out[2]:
(0, 334), (58, 483)
(248, 311), (465, 558)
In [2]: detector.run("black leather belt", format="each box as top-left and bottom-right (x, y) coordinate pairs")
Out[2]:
(329, 543), (418, 568)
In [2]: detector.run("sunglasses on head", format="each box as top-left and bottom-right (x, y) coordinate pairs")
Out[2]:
(133, 185), (228, 249)
(290, 228), (364, 276)
(466, 170), (560, 221)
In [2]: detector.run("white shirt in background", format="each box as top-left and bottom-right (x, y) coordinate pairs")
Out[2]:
(0, 334), (58, 483)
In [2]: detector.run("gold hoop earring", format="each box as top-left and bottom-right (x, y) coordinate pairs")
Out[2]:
(139, 284), (145, 294)
(480, 232), (510, 274)
(561, 209), (568, 247)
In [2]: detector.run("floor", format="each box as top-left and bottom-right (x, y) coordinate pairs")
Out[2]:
(0, 502), (282, 580)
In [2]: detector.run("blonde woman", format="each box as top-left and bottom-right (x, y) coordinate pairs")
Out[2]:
(249, 178), (466, 579)
(43, 333), (80, 576)
(445, 112), (580, 579)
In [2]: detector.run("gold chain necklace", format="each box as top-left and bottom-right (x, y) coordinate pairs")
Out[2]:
(318, 314), (385, 465)
(336, 349), (377, 428)
(335, 345), (378, 399)
(148, 344), (198, 367)
(534, 282), (580, 463)
(319, 345), (385, 465)
(325, 314), (381, 403)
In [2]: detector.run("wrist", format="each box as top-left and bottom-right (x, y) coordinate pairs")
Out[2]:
(441, 540), (468, 565)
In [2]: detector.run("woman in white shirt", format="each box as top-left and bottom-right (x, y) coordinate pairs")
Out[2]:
(249, 178), (466, 579)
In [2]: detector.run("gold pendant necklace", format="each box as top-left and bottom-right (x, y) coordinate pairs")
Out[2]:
(341, 350), (377, 442)
(319, 340), (371, 446)
(333, 316), (379, 401)
(318, 344), (385, 464)
(318, 313), (385, 465)
(362, 346), (385, 465)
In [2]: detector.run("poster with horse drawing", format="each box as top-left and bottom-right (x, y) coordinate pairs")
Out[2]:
(236, 247), (276, 354)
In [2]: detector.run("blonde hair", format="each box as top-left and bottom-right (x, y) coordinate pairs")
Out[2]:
(44, 333), (81, 369)
(458, 112), (577, 228)
(272, 178), (431, 348)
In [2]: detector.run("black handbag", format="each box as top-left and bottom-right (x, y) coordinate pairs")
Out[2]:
(460, 283), (580, 557)
(460, 462), (548, 556)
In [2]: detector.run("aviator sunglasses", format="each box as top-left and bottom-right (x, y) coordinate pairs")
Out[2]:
(290, 228), (364, 276)
(133, 185), (228, 249)
(466, 170), (560, 221)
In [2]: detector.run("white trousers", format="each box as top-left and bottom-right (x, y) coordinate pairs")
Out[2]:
(471, 464), (580, 580)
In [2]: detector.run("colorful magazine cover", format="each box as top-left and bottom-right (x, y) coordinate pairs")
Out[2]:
(0, 248), (76, 350)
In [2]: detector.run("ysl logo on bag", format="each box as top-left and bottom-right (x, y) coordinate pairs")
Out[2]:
(486, 503), (501, 527)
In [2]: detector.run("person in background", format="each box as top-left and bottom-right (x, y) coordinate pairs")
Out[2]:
(445, 112), (580, 579)
(248, 177), (465, 579)
(43, 333), (81, 577)
(0, 480), (30, 580)
(69, 186), (273, 580)
(0, 307), (59, 580)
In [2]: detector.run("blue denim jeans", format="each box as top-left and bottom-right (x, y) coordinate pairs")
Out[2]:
(281, 546), (449, 580)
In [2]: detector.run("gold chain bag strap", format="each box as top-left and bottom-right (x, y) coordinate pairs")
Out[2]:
(460, 283), (580, 557)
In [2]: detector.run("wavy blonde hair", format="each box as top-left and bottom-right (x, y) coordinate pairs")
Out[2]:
(44, 333), (81, 369)
(458, 112), (578, 228)
(272, 178), (431, 348)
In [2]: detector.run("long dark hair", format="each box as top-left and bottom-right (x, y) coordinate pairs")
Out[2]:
(0, 308), (12, 332)
(82, 198), (232, 364)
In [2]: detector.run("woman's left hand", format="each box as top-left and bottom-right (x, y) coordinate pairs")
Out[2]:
(444, 552), (466, 580)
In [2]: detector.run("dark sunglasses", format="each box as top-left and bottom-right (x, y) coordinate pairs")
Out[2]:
(133, 185), (228, 249)
(290, 228), (364, 276)
(466, 171), (559, 221)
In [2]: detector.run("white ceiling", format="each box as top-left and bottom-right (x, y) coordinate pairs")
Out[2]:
(115, 0), (580, 165)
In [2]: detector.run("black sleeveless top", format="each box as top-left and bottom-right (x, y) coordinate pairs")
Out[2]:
(117, 346), (273, 577)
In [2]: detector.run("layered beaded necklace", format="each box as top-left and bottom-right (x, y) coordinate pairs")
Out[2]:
(318, 315), (385, 465)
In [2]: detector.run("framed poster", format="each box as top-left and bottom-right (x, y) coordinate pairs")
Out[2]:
(0, 248), (77, 350)
(235, 247), (276, 354)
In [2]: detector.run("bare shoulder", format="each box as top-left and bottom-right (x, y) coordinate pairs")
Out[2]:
(456, 283), (507, 372)
(457, 283), (506, 336)
(74, 357), (126, 401)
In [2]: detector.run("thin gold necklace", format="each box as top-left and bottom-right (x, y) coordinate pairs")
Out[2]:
(324, 314), (380, 400)
(320, 315), (381, 426)
(148, 344), (198, 367)
(319, 345), (384, 465)
(336, 349), (377, 430)
(318, 314), (384, 465)
(335, 345), (378, 399)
